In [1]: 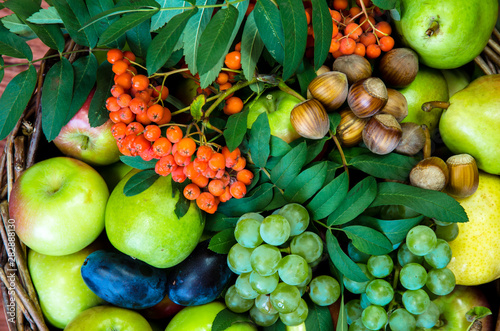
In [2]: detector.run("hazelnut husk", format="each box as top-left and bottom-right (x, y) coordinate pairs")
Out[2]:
(336, 108), (369, 147)
(307, 71), (348, 112)
(410, 157), (449, 191)
(378, 48), (419, 88)
(332, 54), (372, 85)
(395, 123), (426, 156)
(347, 77), (388, 118)
(316, 65), (330, 76)
(445, 154), (479, 198)
(380, 88), (408, 122)
(290, 99), (330, 140)
(362, 114), (402, 155)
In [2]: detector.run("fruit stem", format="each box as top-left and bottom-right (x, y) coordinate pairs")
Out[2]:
(331, 132), (350, 181)
(425, 21), (440, 37)
(422, 124), (431, 159)
(277, 80), (305, 102)
(204, 77), (258, 119)
(421, 101), (450, 112)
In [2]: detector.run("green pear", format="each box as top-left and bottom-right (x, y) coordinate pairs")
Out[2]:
(394, 0), (498, 69)
(440, 68), (470, 97)
(96, 160), (133, 191)
(399, 65), (449, 134)
(437, 74), (500, 175)
(105, 170), (204, 268)
(447, 172), (500, 285)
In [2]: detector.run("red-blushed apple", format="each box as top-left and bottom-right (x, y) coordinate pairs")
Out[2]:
(64, 305), (153, 330)
(28, 241), (105, 329)
(139, 294), (184, 320)
(9, 157), (109, 256)
(54, 89), (121, 166)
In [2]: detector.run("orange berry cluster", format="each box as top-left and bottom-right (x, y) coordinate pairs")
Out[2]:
(305, 0), (394, 60)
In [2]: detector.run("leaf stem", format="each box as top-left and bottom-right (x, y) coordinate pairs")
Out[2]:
(313, 219), (330, 229)
(170, 95), (219, 116)
(204, 77), (258, 119)
(277, 80), (305, 101)
(149, 67), (190, 79)
(331, 131), (349, 180)
(1, 49), (102, 70)
(158, 0), (247, 11)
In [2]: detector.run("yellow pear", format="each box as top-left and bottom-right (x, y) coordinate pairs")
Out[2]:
(447, 172), (500, 285)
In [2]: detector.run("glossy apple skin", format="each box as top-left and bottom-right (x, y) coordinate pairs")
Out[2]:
(81, 250), (168, 309)
(9, 157), (109, 256)
(64, 305), (153, 331)
(139, 294), (184, 320)
(166, 239), (234, 306)
(28, 241), (105, 329)
(54, 89), (121, 166)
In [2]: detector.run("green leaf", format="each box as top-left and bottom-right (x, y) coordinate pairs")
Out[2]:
(324, 160), (342, 183)
(306, 171), (348, 220)
(89, 61), (114, 128)
(343, 225), (393, 255)
(352, 214), (424, 245)
(0, 57), (4, 83)
(87, 0), (126, 49)
(173, 181), (191, 219)
(190, 94), (205, 121)
(326, 230), (369, 282)
(284, 161), (327, 204)
(270, 135), (291, 157)
(305, 297), (335, 331)
(150, 0), (186, 32)
(196, 5), (238, 76)
(217, 183), (274, 217)
(253, 0), (284, 64)
(275, 0), (307, 80)
(123, 170), (159, 196)
(311, 0), (333, 71)
(370, 182), (469, 223)
(336, 295), (348, 331)
(371, 0), (397, 10)
(350, 153), (419, 182)
(296, 59), (316, 96)
(208, 228), (237, 254)
(146, 8), (197, 75)
(98, 10), (157, 47)
(329, 112), (341, 134)
(212, 309), (253, 331)
(27, 7), (63, 24)
(328, 146), (370, 164)
(205, 213), (239, 232)
(120, 155), (157, 170)
(223, 109), (248, 152)
(305, 137), (328, 164)
(263, 320), (287, 331)
(241, 10), (264, 80)
(183, 0), (216, 75)
(0, 23), (33, 59)
(67, 54), (98, 122)
(1, 14), (36, 39)
(52, 0), (98, 48)
(0, 65), (37, 140)
(248, 112), (271, 168)
(126, 18), (151, 58)
(270, 141), (307, 189)
(263, 186), (287, 211)
(327, 176), (377, 226)
(465, 306), (492, 322)
(41, 58), (74, 142)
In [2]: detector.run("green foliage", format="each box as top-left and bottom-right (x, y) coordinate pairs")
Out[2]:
(224, 109), (249, 152)
(248, 112), (271, 168)
(89, 61), (114, 127)
(123, 170), (159, 196)
(67, 54), (98, 122)
(208, 228), (237, 254)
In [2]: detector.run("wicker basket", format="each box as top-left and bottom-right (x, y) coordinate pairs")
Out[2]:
(0, 30), (500, 331)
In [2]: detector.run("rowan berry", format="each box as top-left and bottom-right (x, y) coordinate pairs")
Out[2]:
(349, 7), (362, 18)
(339, 38), (356, 55)
(208, 179), (226, 197)
(330, 9), (342, 23)
(171, 166), (187, 183)
(174, 152), (191, 167)
(234, 41), (242, 52)
(126, 122), (144, 135)
(223, 96), (244, 115)
(354, 43), (366, 57)
(216, 72), (229, 85)
(360, 15), (376, 31)
(160, 154), (178, 172)
(152, 85), (169, 100)
(166, 126), (183, 143)
(155, 157), (172, 176)
(107, 49), (123, 64)
(134, 134), (151, 154)
(112, 60), (129, 75)
(177, 137), (197, 157)
(360, 32), (377, 46)
(139, 146), (156, 161)
(116, 93), (131, 108)
(147, 104), (164, 122)
(221, 146), (241, 168)
(111, 122), (127, 139)
(152, 137), (172, 157)
(232, 156), (246, 171)
(106, 97), (121, 112)
(205, 203), (218, 214)
(219, 186), (232, 202)
(366, 44), (381, 58)
(345, 23), (362, 39)
(305, 8), (312, 25)
(183, 162), (200, 179)
(191, 174), (209, 188)
(203, 167), (217, 179)
(118, 107), (135, 124)
(111, 84), (125, 98)
(329, 39), (340, 53)
(109, 111), (122, 124)
(356, 0), (371, 7)
(171, 142), (178, 155)
(333, 0), (348, 10)
(132, 75), (150, 91)
(379, 36), (395, 52)
(156, 107), (171, 125)
(129, 98), (147, 114)
(143, 125), (161, 141)
(374, 21), (392, 38)
(230, 181), (247, 199)
(127, 66), (137, 75)
(122, 134), (137, 156)
(215, 169), (225, 179)
(196, 192), (216, 211)
(193, 158), (208, 173)
(183, 183), (201, 200)
(219, 82), (232, 91)
(123, 50), (136, 63)
(224, 51), (241, 70)
(208, 153), (225, 171)
(115, 72), (133, 89)
(332, 49), (344, 59)
(136, 111), (152, 125)
(237, 169), (254, 185)
(220, 171), (231, 187)
(196, 145), (213, 162)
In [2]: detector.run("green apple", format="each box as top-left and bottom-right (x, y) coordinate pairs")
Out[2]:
(440, 68), (471, 97)
(9, 157), (109, 256)
(166, 301), (257, 331)
(95, 160), (133, 191)
(28, 241), (105, 329)
(394, 0), (498, 69)
(64, 305), (152, 330)
(54, 89), (121, 166)
(438, 74), (500, 175)
(399, 65), (449, 134)
(246, 90), (302, 143)
(105, 170), (204, 268)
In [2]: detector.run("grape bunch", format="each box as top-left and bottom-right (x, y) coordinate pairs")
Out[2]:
(224, 204), (341, 327)
(345, 223), (456, 331)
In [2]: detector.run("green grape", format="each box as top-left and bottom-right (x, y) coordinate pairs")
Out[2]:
(367, 254), (394, 278)
(279, 298), (308, 326)
(397, 243), (424, 266)
(227, 243), (254, 274)
(235, 272), (259, 300)
(402, 289), (430, 315)
(308, 255), (323, 268)
(343, 263), (374, 294)
(250, 305), (279, 327)
(426, 268), (456, 296)
(433, 219), (452, 227)
(297, 265), (313, 287)
(365, 279), (394, 306)
(290, 231), (323, 263)
(388, 308), (416, 331)
(250, 244), (282, 276)
(424, 239), (452, 269)
(406, 225), (438, 256)
(254, 294), (278, 315)
(361, 305), (388, 330)
(238, 212), (264, 223)
(349, 319), (370, 331)
(309, 275), (341, 306)
(235, 218), (263, 248)
(348, 242), (371, 263)
(416, 301), (440, 328)
(249, 271), (279, 294)
(260, 215), (291, 246)
(400, 263), (428, 290)
(435, 223), (459, 242)
(270, 283), (301, 314)
(360, 293), (371, 309)
(278, 254), (309, 286)
(225, 285), (254, 313)
(278, 203), (310, 236)
(345, 299), (363, 325)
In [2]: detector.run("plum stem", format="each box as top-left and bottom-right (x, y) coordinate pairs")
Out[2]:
(425, 21), (440, 37)
(421, 101), (450, 112)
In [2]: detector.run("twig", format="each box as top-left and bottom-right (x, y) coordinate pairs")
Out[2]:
(492, 28), (500, 43)
(488, 38), (500, 57)
(0, 282), (15, 331)
(483, 46), (500, 68)
(485, 55), (497, 74)
(474, 56), (493, 75)
(13, 137), (25, 181)
(26, 60), (46, 169)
